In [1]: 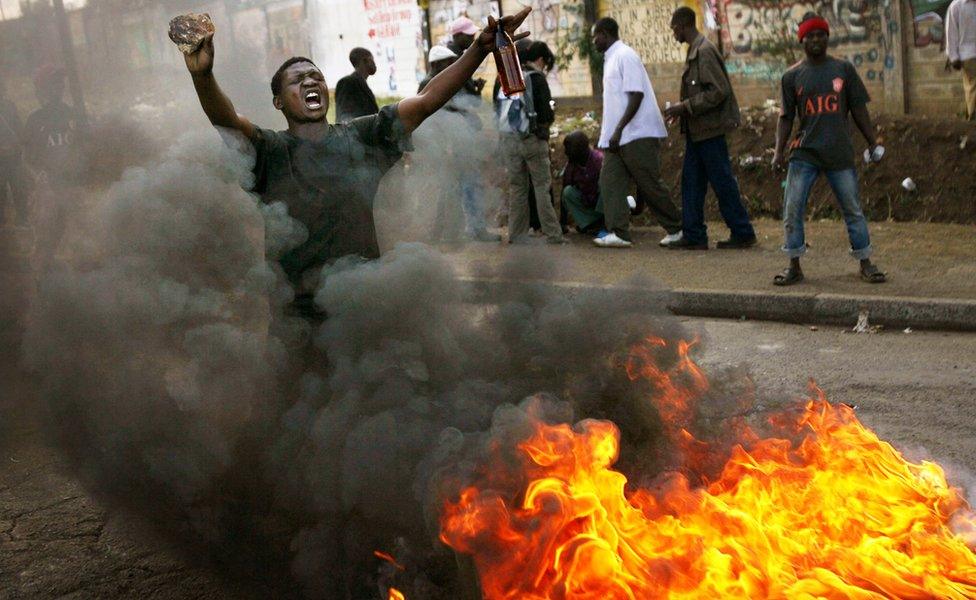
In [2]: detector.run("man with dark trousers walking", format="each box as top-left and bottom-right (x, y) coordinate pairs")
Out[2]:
(663, 7), (756, 250)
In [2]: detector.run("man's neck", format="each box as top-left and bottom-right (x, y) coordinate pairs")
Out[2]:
(287, 119), (330, 140)
(686, 29), (702, 44)
(805, 53), (829, 65)
(354, 67), (370, 79)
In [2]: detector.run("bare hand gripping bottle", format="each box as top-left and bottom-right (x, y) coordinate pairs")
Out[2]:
(493, 27), (525, 97)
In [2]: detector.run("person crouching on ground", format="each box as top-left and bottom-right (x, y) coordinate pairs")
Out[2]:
(771, 14), (886, 286)
(561, 130), (604, 236)
(663, 7), (757, 250)
(179, 8), (532, 318)
(591, 17), (682, 249)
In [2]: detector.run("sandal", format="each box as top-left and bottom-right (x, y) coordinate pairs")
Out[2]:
(773, 267), (804, 286)
(860, 264), (887, 283)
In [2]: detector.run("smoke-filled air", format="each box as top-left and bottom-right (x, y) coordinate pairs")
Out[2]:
(3, 2), (976, 600)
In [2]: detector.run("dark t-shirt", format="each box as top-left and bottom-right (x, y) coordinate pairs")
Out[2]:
(334, 73), (379, 123)
(780, 57), (869, 170)
(249, 104), (408, 290)
(0, 98), (22, 161)
(24, 101), (82, 180)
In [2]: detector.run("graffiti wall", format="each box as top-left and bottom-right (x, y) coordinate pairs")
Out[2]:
(908, 0), (951, 48)
(719, 0), (898, 92)
(501, 0), (593, 96)
(309, 0), (426, 97)
(599, 0), (689, 64)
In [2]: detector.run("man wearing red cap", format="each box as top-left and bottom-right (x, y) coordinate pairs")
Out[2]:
(771, 14), (886, 286)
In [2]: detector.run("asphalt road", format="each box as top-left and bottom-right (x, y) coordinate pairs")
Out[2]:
(2, 318), (975, 599)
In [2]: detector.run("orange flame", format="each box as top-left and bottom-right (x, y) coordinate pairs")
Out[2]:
(387, 588), (405, 600)
(440, 340), (976, 599)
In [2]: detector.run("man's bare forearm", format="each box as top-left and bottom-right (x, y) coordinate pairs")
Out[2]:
(398, 45), (489, 133)
(850, 104), (876, 147)
(775, 116), (793, 156)
(615, 92), (644, 134)
(191, 72), (252, 137)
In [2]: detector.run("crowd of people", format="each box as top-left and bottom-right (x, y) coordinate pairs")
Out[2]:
(370, 10), (888, 285)
(14, 5), (959, 291)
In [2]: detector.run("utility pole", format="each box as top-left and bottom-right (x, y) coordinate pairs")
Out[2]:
(52, 0), (88, 126)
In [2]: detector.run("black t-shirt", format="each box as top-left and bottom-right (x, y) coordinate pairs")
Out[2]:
(0, 98), (22, 160)
(334, 73), (379, 123)
(249, 104), (409, 290)
(24, 101), (82, 179)
(780, 57), (870, 170)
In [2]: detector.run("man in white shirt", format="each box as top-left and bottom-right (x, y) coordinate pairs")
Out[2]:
(946, 0), (976, 119)
(591, 17), (682, 248)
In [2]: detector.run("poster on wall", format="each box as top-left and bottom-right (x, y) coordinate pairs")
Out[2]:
(363, 0), (424, 94)
(909, 0), (952, 48)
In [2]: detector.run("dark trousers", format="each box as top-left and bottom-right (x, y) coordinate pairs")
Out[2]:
(599, 137), (681, 241)
(680, 134), (755, 244)
(0, 157), (29, 224)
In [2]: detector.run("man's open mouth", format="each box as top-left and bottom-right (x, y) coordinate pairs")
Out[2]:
(304, 90), (322, 110)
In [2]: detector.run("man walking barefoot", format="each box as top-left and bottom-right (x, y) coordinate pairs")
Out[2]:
(772, 14), (886, 286)
(663, 7), (756, 250)
(591, 17), (682, 249)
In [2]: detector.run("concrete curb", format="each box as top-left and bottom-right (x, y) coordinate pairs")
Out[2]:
(459, 277), (976, 332)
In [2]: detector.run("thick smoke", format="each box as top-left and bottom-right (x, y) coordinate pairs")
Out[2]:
(16, 108), (733, 597)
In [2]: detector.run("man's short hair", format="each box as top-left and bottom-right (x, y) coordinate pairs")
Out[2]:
(593, 17), (619, 38)
(271, 56), (317, 96)
(671, 7), (696, 27)
(349, 47), (372, 67)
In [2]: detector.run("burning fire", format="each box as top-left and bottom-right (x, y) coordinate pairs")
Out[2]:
(440, 337), (976, 599)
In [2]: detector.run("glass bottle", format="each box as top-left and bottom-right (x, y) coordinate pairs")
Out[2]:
(493, 27), (525, 97)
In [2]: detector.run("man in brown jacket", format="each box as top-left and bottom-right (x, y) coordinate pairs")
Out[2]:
(663, 7), (756, 249)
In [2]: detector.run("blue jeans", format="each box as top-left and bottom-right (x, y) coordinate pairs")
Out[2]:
(681, 135), (755, 244)
(782, 160), (872, 260)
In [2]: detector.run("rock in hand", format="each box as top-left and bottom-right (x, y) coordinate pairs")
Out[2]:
(168, 13), (215, 55)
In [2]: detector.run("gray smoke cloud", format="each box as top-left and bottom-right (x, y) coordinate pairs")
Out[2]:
(18, 111), (710, 597)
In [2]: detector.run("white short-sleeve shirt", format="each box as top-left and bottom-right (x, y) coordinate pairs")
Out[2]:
(598, 40), (668, 148)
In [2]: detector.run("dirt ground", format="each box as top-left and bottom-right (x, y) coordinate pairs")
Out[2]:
(549, 108), (976, 225)
(2, 318), (975, 598)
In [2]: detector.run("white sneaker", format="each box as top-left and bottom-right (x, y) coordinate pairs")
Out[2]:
(660, 231), (683, 246)
(593, 232), (633, 248)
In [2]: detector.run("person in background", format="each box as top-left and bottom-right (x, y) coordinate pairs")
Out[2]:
(334, 47), (379, 123)
(447, 16), (487, 99)
(561, 130), (604, 236)
(945, 0), (976, 120)
(591, 17), (682, 249)
(0, 77), (29, 227)
(418, 45), (500, 242)
(771, 14), (886, 286)
(24, 65), (84, 266)
(498, 40), (565, 244)
(663, 7), (756, 250)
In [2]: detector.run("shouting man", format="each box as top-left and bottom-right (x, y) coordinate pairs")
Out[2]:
(179, 9), (530, 317)
(772, 14), (886, 286)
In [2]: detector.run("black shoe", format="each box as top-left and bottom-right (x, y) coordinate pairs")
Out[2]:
(716, 236), (758, 249)
(666, 238), (708, 250)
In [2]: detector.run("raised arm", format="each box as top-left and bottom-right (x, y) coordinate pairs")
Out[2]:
(184, 33), (254, 138)
(398, 8), (531, 133)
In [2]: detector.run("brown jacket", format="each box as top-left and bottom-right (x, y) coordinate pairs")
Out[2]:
(679, 34), (740, 142)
